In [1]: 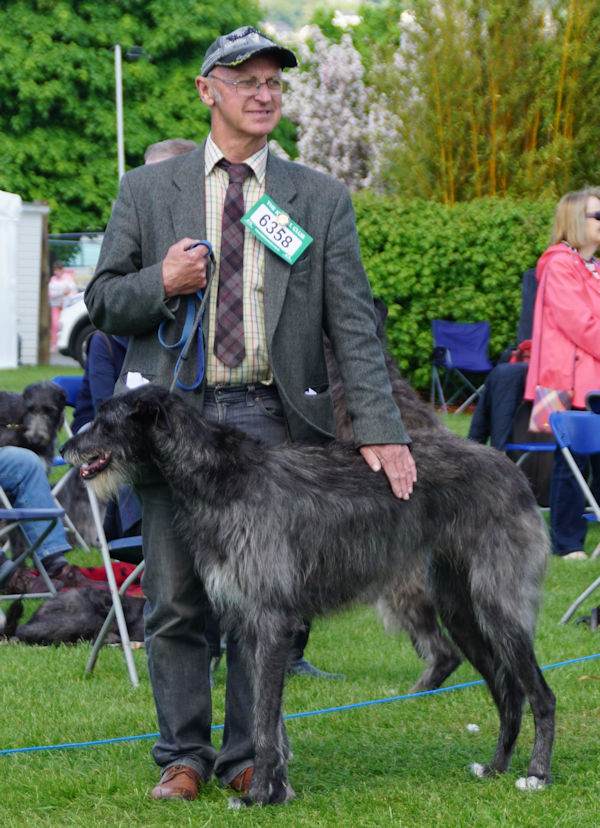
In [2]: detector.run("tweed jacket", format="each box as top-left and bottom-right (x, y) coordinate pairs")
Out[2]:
(85, 143), (408, 446)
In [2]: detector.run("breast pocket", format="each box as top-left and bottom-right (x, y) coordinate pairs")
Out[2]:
(290, 252), (312, 280)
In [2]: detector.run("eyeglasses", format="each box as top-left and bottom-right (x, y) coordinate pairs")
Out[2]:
(586, 212), (600, 220)
(210, 74), (286, 96)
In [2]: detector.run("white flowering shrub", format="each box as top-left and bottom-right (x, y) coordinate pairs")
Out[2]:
(284, 28), (374, 191)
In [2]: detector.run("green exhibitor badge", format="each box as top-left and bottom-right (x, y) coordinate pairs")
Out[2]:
(242, 195), (313, 265)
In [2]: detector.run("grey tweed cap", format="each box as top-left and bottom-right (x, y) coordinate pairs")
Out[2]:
(201, 26), (297, 76)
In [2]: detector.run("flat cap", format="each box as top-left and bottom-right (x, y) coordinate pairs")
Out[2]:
(201, 26), (297, 76)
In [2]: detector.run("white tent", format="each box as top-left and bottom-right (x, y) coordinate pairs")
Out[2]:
(0, 192), (50, 368)
(0, 191), (22, 369)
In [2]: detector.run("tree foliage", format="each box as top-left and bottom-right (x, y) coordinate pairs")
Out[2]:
(0, 0), (300, 232)
(366, 0), (600, 202)
(297, 0), (600, 202)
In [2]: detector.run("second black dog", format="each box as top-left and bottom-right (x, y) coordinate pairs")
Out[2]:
(0, 381), (67, 471)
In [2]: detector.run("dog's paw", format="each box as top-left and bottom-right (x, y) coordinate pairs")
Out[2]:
(515, 775), (546, 791)
(227, 795), (253, 809)
(470, 762), (487, 778)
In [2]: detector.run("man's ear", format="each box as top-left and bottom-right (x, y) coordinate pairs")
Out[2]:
(196, 75), (215, 106)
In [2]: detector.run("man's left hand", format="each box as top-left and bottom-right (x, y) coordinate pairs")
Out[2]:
(359, 444), (417, 500)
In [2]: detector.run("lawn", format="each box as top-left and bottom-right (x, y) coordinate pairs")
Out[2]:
(1, 367), (599, 827)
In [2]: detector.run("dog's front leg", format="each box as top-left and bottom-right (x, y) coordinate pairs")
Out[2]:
(233, 617), (295, 807)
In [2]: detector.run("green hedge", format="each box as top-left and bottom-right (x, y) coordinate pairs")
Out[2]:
(352, 194), (556, 393)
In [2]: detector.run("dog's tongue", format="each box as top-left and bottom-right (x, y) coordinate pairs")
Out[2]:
(80, 454), (111, 480)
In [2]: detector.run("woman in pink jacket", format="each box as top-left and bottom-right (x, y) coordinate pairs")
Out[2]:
(525, 187), (600, 559)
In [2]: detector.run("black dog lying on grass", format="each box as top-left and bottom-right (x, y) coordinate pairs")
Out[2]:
(62, 385), (555, 806)
(3, 587), (144, 645)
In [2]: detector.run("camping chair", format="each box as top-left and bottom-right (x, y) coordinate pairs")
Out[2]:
(51, 375), (144, 686)
(84, 538), (144, 678)
(430, 319), (494, 414)
(549, 410), (600, 624)
(0, 482), (64, 601)
(50, 375), (90, 551)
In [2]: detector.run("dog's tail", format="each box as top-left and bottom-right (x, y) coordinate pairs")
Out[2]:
(3, 599), (24, 637)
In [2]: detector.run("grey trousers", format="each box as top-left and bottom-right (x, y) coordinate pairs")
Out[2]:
(138, 384), (286, 783)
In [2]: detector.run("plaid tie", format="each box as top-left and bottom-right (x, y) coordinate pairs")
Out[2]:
(214, 159), (253, 368)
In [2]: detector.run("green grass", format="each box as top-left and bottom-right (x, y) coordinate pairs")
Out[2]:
(0, 364), (83, 392)
(1, 368), (600, 826)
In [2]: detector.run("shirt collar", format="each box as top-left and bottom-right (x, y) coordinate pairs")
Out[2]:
(205, 134), (267, 184)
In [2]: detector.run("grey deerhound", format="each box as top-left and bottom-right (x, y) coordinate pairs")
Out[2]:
(62, 385), (555, 806)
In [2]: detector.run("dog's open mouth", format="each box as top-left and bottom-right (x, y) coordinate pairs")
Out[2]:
(79, 453), (112, 480)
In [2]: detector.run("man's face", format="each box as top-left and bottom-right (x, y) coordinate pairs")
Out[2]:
(196, 55), (283, 145)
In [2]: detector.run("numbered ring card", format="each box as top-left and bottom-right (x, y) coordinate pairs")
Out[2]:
(242, 194), (313, 265)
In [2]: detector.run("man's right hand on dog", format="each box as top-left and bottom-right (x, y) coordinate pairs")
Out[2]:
(162, 238), (210, 298)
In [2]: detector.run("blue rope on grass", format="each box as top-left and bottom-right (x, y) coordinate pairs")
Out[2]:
(2, 651), (599, 757)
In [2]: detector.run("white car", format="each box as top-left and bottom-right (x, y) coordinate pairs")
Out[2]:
(56, 293), (95, 366)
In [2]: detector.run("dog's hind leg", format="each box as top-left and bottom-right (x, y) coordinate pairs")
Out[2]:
(432, 556), (555, 787)
(431, 564), (527, 778)
(507, 642), (555, 789)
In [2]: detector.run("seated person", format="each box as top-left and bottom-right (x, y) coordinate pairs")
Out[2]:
(468, 267), (537, 449)
(468, 362), (529, 449)
(0, 446), (96, 592)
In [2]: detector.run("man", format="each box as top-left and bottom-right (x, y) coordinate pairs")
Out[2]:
(85, 26), (416, 802)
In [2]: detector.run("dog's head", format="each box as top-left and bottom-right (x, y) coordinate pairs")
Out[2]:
(21, 381), (66, 451)
(60, 385), (174, 501)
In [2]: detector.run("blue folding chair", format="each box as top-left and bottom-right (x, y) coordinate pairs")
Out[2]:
(430, 319), (494, 414)
(0, 489), (65, 601)
(549, 410), (600, 623)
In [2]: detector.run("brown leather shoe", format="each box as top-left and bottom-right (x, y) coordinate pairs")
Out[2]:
(151, 764), (202, 801)
(229, 765), (254, 793)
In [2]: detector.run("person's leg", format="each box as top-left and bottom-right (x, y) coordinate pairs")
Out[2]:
(50, 306), (61, 349)
(287, 620), (345, 678)
(590, 453), (600, 506)
(0, 446), (71, 569)
(137, 475), (217, 784)
(549, 449), (588, 555)
(467, 382), (491, 443)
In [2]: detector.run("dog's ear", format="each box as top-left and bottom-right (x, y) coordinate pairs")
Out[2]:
(130, 394), (171, 431)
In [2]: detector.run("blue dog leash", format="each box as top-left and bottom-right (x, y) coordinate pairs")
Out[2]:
(158, 241), (216, 392)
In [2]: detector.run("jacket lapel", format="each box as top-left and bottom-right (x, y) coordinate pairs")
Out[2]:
(263, 154), (297, 342)
(170, 146), (207, 240)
